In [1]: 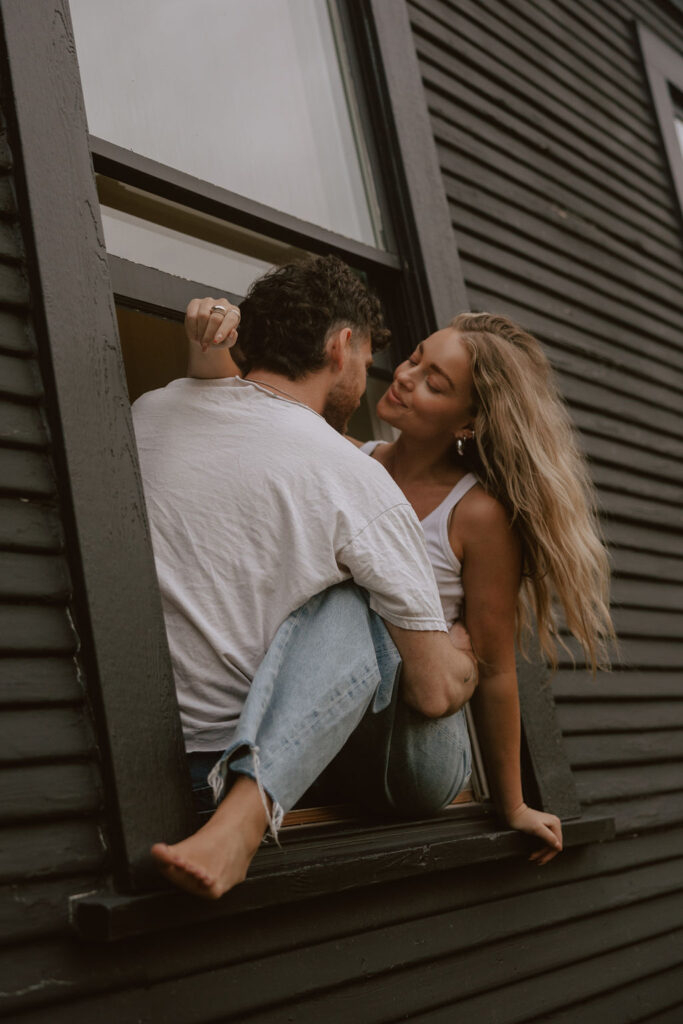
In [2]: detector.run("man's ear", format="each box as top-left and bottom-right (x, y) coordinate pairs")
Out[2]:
(326, 326), (354, 373)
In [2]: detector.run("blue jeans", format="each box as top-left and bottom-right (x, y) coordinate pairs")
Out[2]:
(188, 583), (471, 835)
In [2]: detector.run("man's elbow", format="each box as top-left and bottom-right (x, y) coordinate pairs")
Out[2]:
(405, 658), (478, 719)
(405, 690), (456, 719)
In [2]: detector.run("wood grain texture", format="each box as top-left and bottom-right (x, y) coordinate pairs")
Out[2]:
(0, 497), (62, 552)
(0, 762), (100, 823)
(0, 603), (75, 653)
(0, 550), (69, 600)
(0, 656), (81, 705)
(0, 828), (678, 1017)
(0, 396), (47, 447)
(0, 820), (105, 884)
(0, 706), (94, 763)
(0, 307), (31, 354)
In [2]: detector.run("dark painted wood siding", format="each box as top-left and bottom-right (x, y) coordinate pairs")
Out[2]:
(2, 1), (683, 1022)
(0, 101), (109, 1013)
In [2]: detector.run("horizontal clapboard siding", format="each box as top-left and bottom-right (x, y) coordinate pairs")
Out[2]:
(0, 93), (107, 1006)
(405, 0), (683, 1019)
(1, 830), (682, 1022)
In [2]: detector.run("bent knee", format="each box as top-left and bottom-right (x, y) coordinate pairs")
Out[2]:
(390, 780), (462, 818)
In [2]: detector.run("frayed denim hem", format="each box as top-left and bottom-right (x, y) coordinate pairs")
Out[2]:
(207, 744), (285, 846)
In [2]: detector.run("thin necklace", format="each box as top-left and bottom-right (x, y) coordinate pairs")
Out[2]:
(243, 376), (300, 402)
(243, 376), (322, 419)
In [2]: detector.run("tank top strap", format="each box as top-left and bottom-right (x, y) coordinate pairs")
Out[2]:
(429, 472), (479, 535)
(359, 439), (386, 455)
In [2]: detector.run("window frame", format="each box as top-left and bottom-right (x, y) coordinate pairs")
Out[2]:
(0, 0), (611, 929)
(638, 22), (683, 223)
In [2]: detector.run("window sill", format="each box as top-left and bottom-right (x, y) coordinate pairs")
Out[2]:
(70, 811), (614, 941)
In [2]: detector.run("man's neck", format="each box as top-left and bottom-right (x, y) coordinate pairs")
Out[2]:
(243, 370), (329, 416)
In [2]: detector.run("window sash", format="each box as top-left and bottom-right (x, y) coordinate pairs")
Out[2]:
(90, 136), (401, 275)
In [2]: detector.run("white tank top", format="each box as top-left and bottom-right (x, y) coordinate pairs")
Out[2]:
(360, 441), (478, 626)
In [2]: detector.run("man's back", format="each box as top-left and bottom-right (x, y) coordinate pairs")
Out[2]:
(133, 376), (445, 751)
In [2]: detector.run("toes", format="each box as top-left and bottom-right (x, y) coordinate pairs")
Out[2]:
(151, 842), (175, 867)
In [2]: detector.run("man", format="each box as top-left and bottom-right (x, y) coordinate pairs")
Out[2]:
(132, 255), (476, 899)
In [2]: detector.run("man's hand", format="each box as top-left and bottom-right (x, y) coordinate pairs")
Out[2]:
(448, 619), (474, 657)
(185, 297), (241, 352)
(385, 624), (478, 718)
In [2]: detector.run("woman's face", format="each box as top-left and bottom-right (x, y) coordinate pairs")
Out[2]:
(376, 328), (475, 441)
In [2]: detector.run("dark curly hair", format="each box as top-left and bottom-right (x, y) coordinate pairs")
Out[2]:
(231, 255), (390, 380)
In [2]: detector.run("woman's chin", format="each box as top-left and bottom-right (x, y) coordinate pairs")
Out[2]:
(375, 395), (399, 424)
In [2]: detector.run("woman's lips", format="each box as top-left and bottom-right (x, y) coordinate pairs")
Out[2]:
(386, 385), (407, 407)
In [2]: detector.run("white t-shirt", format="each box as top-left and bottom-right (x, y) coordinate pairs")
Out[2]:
(132, 377), (446, 751)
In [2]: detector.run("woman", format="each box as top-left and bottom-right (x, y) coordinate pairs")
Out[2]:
(184, 299), (614, 870)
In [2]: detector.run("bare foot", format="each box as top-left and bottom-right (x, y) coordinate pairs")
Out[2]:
(151, 775), (269, 900)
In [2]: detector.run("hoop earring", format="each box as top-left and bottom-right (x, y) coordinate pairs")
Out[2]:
(456, 437), (465, 457)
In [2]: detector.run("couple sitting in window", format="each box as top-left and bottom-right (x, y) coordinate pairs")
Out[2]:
(132, 255), (613, 900)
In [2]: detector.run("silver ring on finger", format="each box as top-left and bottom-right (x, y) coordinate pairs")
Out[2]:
(210, 304), (227, 315)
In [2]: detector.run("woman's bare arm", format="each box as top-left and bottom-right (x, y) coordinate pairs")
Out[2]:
(453, 487), (563, 864)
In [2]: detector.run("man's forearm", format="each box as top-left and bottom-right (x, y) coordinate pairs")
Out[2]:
(385, 624), (478, 718)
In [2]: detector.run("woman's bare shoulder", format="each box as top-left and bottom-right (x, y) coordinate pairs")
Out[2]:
(345, 435), (365, 449)
(455, 483), (512, 537)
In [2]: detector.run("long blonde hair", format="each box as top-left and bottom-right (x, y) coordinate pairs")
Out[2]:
(451, 312), (614, 672)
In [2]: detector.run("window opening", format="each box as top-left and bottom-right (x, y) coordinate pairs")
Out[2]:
(69, 0), (489, 840)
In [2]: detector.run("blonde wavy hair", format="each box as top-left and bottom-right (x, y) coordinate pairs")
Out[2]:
(451, 312), (614, 672)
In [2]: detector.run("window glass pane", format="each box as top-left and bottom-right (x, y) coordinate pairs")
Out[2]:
(102, 205), (272, 297)
(676, 116), (683, 157)
(70, 0), (385, 248)
(97, 175), (307, 294)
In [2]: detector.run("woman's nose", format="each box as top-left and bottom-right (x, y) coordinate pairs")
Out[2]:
(395, 363), (413, 387)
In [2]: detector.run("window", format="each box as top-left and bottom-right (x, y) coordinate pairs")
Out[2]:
(639, 23), (683, 222)
(0, 0), (608, 932)
(69, 0), (485, 822)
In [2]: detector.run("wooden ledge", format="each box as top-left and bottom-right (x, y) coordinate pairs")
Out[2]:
(70, 812), (614, 942)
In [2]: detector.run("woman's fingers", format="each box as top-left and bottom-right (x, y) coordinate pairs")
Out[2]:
(198, 297), (229, 351)
(509, 805), (563, 867)
(199, 298), (241, 350)
(184, 298), (202, 345)
(213, 303), (241, 346)
(184, 298), (241, 351)
(527, 814), (563, 866)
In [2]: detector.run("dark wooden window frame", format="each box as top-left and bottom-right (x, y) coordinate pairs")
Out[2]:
(638, 22), (683, 223)
(0, 0), (612, 941)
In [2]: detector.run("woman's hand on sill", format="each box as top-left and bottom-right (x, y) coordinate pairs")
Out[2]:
(506, 801), (563, 866)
